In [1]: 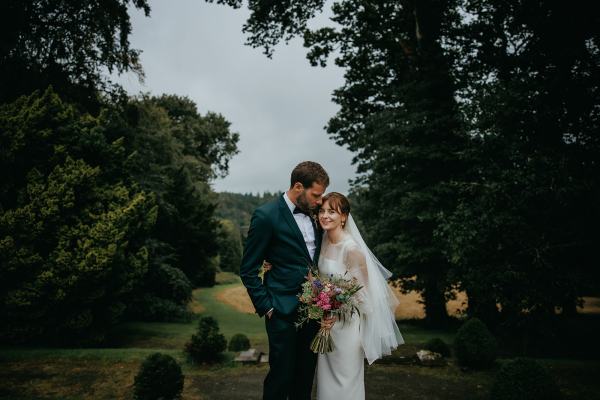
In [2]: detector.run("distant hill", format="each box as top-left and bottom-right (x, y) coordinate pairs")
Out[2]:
(215, 191), (281, 236)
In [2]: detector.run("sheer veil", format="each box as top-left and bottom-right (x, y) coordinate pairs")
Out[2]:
(344, 214), (404, 364)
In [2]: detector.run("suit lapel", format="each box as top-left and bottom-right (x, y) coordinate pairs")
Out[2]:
(279, 195), (312, 262)
(311, 217), (322, 265)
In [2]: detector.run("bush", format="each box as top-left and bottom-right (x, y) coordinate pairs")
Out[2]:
(423, 337), (451, 357)
(185, 316), (226, 362)
(133, 353), (184, 400)
(228, 333), (251, 352)
(129, 294), (193, 322)
(152, 263), (194, 305)
(454, 317), (498, 369)
(491, 358), (562, 400)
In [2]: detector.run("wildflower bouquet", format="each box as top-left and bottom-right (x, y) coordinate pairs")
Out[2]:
(296, 268), (363, 353)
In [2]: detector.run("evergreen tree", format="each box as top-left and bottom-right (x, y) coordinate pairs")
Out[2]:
(0, 88), (156, 344)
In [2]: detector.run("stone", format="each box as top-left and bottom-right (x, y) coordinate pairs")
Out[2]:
(416, 349), (445, 366)
(234, 348), (264, 364)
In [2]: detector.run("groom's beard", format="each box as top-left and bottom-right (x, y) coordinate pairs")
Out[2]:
(297, 191), (315, 213)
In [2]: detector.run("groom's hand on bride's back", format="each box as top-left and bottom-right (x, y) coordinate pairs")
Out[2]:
(262, 260), (272, 272)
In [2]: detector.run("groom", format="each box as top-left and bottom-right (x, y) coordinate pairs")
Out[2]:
(240, 161), (329, 400)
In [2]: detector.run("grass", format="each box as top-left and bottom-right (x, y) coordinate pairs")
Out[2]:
(192, 282), (268, 350)
(1, 273), (600, 400)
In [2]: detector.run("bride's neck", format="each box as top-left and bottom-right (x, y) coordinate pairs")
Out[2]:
(327, 227), (346, 244)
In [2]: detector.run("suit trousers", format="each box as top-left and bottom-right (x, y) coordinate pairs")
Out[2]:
(263, 310), (319, 400)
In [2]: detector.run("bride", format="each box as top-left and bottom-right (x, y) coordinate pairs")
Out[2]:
(316, 192), (404, 400)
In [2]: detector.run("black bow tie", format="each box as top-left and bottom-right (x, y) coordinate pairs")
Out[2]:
(293, 207), (311, 217)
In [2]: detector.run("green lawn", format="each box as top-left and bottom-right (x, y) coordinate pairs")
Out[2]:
(192, 282), (268, 350)
(1, 273), (599, 400)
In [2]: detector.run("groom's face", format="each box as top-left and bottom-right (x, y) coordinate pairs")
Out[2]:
(296, 182), (326, 211)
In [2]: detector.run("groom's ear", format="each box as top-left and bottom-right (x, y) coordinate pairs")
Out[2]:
(291, 182), (304, 192)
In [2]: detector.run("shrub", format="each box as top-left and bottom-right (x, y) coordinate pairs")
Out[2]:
(152, 263), (193, 305)
(133, 353), (184, 400)
(130, 294), (193, 322)
(228, 333), (251, 352)
(454, 317), (498, 369)
(491, 358), (562, 400)
(423, 337), (451, 357)
(185, 316), (226, 362)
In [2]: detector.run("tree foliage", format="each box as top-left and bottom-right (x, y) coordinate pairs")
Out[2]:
(437, 0), (600, 324)
(122, 95), (239, 286)
(0, 0), (151, 109)
(215, 191), (280, 238)
(0, 88), (157, 344)
(217, 219), (243, 274)
(1, 2), (241, 344)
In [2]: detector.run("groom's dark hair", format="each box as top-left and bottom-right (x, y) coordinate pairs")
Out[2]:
(290, 161), (329, 189)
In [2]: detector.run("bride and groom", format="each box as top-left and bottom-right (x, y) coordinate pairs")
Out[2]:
(240, 161), (404, 400)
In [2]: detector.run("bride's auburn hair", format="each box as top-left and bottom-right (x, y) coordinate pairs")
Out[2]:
(321, 192), (351, 217)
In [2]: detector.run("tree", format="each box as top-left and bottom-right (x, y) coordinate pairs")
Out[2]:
(122, 95), (239, 286)
(0, 0), (150, 110)
(0, 88), (157, 344)
(217, 219), (243, 274)
(437, 0), (600, 326)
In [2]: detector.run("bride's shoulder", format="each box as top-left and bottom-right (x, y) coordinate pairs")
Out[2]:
(342, 236), (363, 255)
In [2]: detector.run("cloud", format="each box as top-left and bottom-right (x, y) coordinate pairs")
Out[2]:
(116, 0), (356, 194)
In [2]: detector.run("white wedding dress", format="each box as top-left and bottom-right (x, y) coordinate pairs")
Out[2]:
(317, 234), (368, 400)
(316, 216), (404, 400)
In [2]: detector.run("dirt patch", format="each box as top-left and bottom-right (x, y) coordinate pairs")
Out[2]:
(213, 282), (599, 319)
(392, 288), (467, 319)
(216, 286), (255, 314)
(214, 283), (469, 319)
(579, 297), (600, 314)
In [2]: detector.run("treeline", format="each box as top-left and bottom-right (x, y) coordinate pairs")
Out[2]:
(214, 191), (280, 275)
(0, 1), (238, 345)
(217, 0), (600, 347)
(216, 191), (280, 234)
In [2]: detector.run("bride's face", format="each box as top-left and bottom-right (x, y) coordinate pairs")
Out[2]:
(318, 200), (346, 231)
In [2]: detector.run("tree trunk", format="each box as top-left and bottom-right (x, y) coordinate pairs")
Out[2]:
(422, 275), (449, 327)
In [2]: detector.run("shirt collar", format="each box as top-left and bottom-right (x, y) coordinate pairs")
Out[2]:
(283, 191), (296, 214)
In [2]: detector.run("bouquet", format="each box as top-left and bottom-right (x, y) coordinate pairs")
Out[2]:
(296, 268), (363, 353)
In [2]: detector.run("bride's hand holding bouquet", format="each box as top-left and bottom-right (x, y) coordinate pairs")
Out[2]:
(296, 268), (363, 353)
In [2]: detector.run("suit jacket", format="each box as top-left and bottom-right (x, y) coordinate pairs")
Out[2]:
(240, 194), (322, 317)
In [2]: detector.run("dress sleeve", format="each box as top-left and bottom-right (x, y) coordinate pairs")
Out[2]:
(344, 243), (372, 314)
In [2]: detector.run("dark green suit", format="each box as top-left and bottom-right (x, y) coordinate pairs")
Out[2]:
(240, 194), (321, 400)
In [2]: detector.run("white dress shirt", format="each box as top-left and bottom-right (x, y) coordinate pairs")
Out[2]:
(283, 192), (316, 260)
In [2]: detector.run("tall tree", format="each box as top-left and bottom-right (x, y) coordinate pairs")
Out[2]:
(0, 88), (157, 344)
(437, 0), (600, 328)
(123, 95), (239, 286)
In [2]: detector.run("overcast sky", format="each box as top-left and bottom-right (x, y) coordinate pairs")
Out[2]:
(115, 0), (357, 194)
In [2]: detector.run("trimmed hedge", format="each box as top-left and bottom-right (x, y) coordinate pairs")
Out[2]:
(491, 358), (562, 400)
(454, 317), (497, 368)
(228, 333), (251, 352)
(133, 353), (184, 400)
